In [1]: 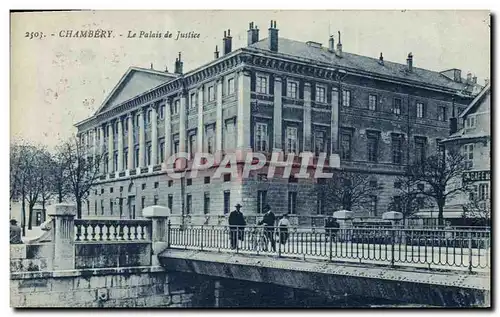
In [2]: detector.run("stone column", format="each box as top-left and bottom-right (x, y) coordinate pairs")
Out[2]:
(48, 203), (76, 270)
(99, 125), (105, 173)
(237, 69), (251, 150)
(127, 113), (134, 170)
(179, 94), (188, 154)
(197, 87), (204, 154)
(143, 205), (170, 266)
(215, 78), (223, 153)
(108, 122), (114, 173)
(330, 87), (339, 153)
(139, 109), (145, 167)
(303, 82), (312, 152)
(151, 105), (158, 166)
(273, 76), (283, 151)
(333, 210), (354, 242)
(92, 127), (97, 166)
(164, 99), (172, 163)
(117, 118), (124, 171)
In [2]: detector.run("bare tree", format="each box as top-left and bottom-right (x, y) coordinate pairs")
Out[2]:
(323, 170), (382, 212)
(59, 137), (102, 218)
(51, 151), (70, 203)
(407, 150), (468, 226)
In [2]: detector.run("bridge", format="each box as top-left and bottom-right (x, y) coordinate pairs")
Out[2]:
(10, 204), (491, 308)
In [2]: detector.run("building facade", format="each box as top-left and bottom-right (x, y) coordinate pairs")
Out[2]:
(76, 21), (479, 226)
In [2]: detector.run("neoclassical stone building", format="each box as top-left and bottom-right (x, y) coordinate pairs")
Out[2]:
(76, 21), (479, 226)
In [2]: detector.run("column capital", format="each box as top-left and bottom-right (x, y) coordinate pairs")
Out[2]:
(274, 75), (283, 82)
(304, 82), (312, 88)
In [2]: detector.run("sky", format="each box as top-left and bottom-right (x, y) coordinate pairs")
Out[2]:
(10, 10), (491, 150)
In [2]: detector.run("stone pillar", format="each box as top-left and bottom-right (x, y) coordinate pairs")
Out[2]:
(143, 205), (171, 266)
(99, 125), (105, 173)
(303, 82), (312, 152)
(117, 118), (124, 171)
(48, 203), (76, 270)
(383, 211), (404, 243)
(92, 127), (97, 166)
(139, 109), (145, 167)
(215, 78), (223, 159)
(237, 69), (251, 150)
(333, 210), (354, 242)
(127, 114), (134, 170)
(179, 94), (188, 154)
(151, 105), (158, 166)
(197, 87), (204, 154)
(330, 87), (339, 153)
(164, 99), (172, 163)
(273, 76), (283, 151)
(107, 123), (114, 173)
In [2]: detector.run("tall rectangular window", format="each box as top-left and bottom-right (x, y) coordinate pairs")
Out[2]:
(340, 132), (352, 160)
(123, 149), (128, 169)
(224, 119), (236, 150)
(146, 143), (152, 166)
(438, 106), (447, 121)
(159, 104), (165, 120)
(104, 154), (109, 173)
(466, 116), (476, 128)
(204, 192), (210, 214)
(208, 86), (215, 102)
(416, 102), (425, 118)
(316, 85), (326, 103)
(113, 152), (118, 171)
(110, 200), (114, 215)
(189, 134), (197, 158)
(288, 192), (297, 215)
(141, 196), (145, 210)
(392, 134), (403, 164)
(479, 183), (489, 200)
(369, 195), (378, 216)
(368, 94), (377, 111)
(154, 195), (159, 205)
(257, 190), (267, 214)
(286, 127), (298, 154)
(186, 194), (192, 215)
(256, 76), (268, 94)
(190, 93), (196, 109)
(101, 199), (104, 215)
(367, 133), (378, 162)
(314, 130), (325, 156)
(206, 125), (215, 154)
(168, 195), (173, 211)
(134, 147), (139, 168)
(174, 140), (179, 155)
(393, 98), (402, 115)
(228, 78), (235, 94)
(159, 141), (165, 163)
(254, 122), (268, 152)
(342, 89), (351, 107)
(223, 191), (230, 214)
(173, 100), (180, 115)
(287, 81), (298, 99)
(415, 138), (427, 164)
(463, 143), (474, 169)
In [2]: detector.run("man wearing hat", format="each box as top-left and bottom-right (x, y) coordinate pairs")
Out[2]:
(10, 219), (23, 244)
(258, 204), (276, 252)
(228, 203), (246, 249)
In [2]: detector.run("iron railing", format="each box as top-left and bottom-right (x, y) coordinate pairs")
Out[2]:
(168, 224), (490, 272)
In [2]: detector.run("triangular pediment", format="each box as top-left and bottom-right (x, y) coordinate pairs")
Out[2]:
(95, 67), (177, 115)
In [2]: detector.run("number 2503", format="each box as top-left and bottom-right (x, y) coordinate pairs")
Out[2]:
(25, 31), (44, 39)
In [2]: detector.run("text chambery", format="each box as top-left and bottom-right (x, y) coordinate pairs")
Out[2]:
(127, 30), (200, 40)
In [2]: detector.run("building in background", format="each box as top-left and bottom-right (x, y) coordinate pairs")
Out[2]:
(75, 20), (480, 226)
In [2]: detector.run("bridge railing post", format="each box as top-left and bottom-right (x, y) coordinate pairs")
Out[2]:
(468, 231), (473, 273)
(143, 205), (171, 266)
(48, 203), (76, 271)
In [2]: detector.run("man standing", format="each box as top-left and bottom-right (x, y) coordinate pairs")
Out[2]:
(258, 204), (276, 252)
(10, 219), (23, 244)
(324, 216), (340, 242)
(228, 203), (246, 249)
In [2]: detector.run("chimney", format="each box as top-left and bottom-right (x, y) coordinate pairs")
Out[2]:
(214, 45), (219, 59)
(223, 29), (232, 55)
(174, 52), (183, 74)
(406, 53), (413, 72)
(150, 63), (154, 70)
(336, 31), (342, 57)
(466, 72), (472, 83)
(449, 99), (457, 135)
(328, 35), (335, 52)
(378, 52), (384, 65)
(247, 22), (260, 46)
(453, 69), (462, 82)
(472, 75), (477, 84)
(165, 66), (169, 72)
(268, 20), (278, 52)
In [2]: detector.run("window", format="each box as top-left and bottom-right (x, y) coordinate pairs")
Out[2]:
(479, 183), (489, 200)
(416, 102), (425, 118)
(466, 116), (475, 128)
(146, 109), (152, 125)
(463, 144), (474, 169)
(168, 195), (173, 211)
(393, 98), (402, 115)
(190, 93), (196, 109)
(123, 149), (128, 169)
(204, 176), (211, 184)
(154, 195), (159, 205)
(104, 154), (109, 174)
(415, 138), (427, 164)
(189, 134), (197, 158)
(257, 190), (267, 214)
(223, 174), (231, 182)
(289, 175), (298, 183)
(316, 85), (326, 103)
(340, 132), (352, 160)
(342, 89), (351, 107)
(101, 200), (104, 215)
(394, 181), (401, 189)
(142, 183), (146, 190)
(94, 201), (97, 216)
(204, 192), (210, 214)
(369, 195), (378, 216)
(254, 123), (268, 152)
(113, 152), (118, 171)
(146, 144), (152, 165)
(159, 105), (165, 120)
(287, 81), (298, 99)
(288, 192), (297, 214)
(368, 94), (377, 111)
(223, 191), (230, 214)
(186, 194), (192, 215)
(206, 125), (215, 154)
(392, 134), (403, 164)
(110, 187), (114, 193)
(172, 100), (180, 115)
(187, 178), (192, 186)
(141, 196), (145, 209)
(174, 140), (179, 155)
(256, 76), (268, 94)
(228, 78), (235, 94)
(224, 119), (236, 151)
(369, 180), (378, 188)
(101, 188), (104, 194)
(154, 182), (159, 189)
(367, 133), (378, 162)
(208, 86), (215, 102)
(159, 141), (165, 163)
(134, 148), (139, 168)
(168, 180), (173, 187)
(286, 127), (298, 154)
(438, 106), (446, 122)
(314, 131), (325, 156)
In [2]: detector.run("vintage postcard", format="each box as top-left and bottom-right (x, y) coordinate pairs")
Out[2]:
(10, 10), (491, 308)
